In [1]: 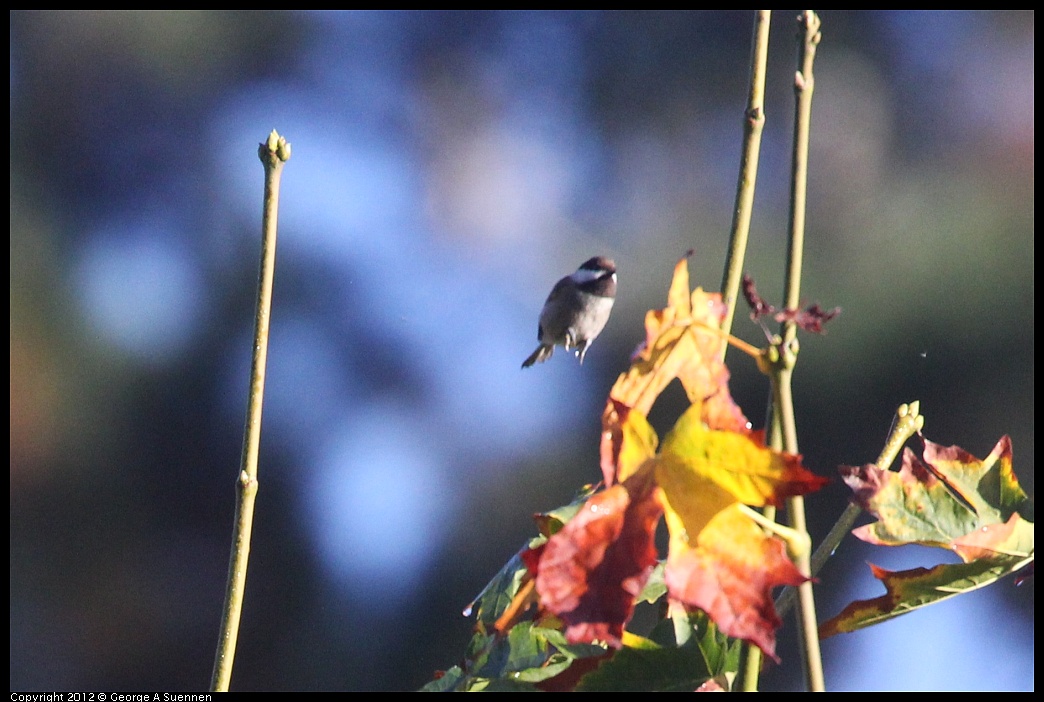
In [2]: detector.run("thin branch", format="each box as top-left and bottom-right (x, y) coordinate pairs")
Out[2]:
(779, 10), (824, 693)
(718, 10), (771, 359)
(210, 131), (291, 693)
(731, 9), (772, 692)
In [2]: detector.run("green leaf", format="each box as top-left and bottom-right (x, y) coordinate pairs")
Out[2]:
(826, 434), (1034, 636)
(635, 561), (667, 605)
(464, 551), (532, 625)
(575, 613), (741, 691)
(820, 545), (1033, 637)
(418, 665), (466, 692)
(843, 436), (1031, 558)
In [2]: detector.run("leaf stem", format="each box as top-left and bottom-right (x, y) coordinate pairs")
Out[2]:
(685, 318), (765, 360)
(210, 130), (290, 692)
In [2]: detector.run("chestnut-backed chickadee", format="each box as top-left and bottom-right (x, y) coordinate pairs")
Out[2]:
(521, 256), (617, 369)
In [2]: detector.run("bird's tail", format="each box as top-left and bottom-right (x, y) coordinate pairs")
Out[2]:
(521, 344), (554, 369)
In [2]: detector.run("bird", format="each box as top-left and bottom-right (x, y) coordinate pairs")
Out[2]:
(521, 256), (617, 369)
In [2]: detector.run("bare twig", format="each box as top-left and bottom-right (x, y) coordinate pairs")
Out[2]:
(778, 10), (825, 693)
(210, 130), (291, 692)
(729, 10), (773, 692)
(718, 10), (771, 358)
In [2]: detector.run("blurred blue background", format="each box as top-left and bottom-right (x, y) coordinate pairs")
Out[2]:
(10, 10), (1033, 691)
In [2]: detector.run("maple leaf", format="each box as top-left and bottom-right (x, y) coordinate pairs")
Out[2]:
(535, 463), (663, 648)
(662, 505), (807, 661)
(543, 397), (826, 661)
(573, 613), (741, 691)
(654, 403), (826, 659)
(601, 253), (748, 487)
(659, 403), (827, 513)
(436, 255), (833, 690)
(821, 434), (1034, 637)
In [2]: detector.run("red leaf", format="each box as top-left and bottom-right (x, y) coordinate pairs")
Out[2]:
(535, 467), (663, 647)
(781, 303), (840, 334)
(742, 273), (839, 333)
(742, 274), (775, 320)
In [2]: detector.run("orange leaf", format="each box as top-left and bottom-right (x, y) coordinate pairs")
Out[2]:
(652, 404), (824, 660)
(600, 254), (748, 486)
(662, 505), (807, 662)
(600, 400), (659, 486)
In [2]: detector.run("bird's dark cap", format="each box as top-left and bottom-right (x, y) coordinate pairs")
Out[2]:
(579, 256), (615, 273)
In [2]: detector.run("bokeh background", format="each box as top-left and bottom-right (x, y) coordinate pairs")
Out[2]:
(10, 10), (1033, 692)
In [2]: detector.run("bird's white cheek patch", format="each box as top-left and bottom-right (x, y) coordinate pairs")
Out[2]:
(571, 268), (606, 284)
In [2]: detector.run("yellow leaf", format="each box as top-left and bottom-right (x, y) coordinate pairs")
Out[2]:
(660, 403), (826, 508)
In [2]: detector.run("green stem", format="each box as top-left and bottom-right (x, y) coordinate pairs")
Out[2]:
(779, 363), (825, 692)
(740, 11), (825, 692)
(731, 10), (772, 693)
(210, 131), (291, 692)
(812, 402), (925, 575)
(782, 12), (820, 320)
(719, 10), (771, 357)
(777, 11), (824, 693)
